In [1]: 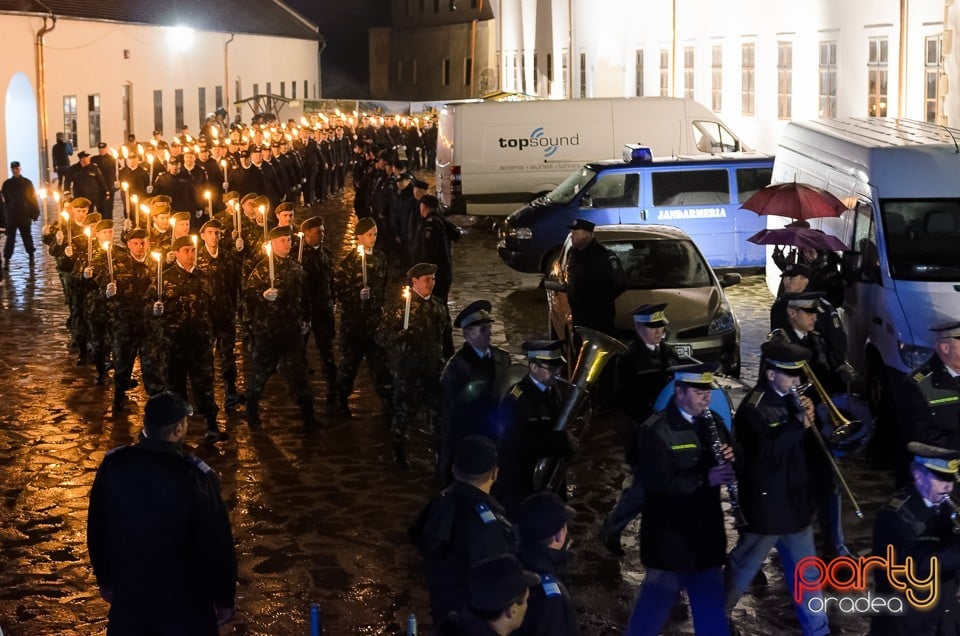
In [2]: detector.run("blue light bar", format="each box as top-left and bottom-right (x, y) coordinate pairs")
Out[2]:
(623, 144), (653, 163)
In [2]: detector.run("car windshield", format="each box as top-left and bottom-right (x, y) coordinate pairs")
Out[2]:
(545, 167), (597, 204)
(881, 199), (960, 281)
(604, 238), (713, 289)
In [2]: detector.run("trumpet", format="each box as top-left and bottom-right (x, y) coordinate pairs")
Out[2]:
(798, 361), (861, 444)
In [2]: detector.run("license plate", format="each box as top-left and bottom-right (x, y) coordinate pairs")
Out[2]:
(673, 344), (694, 360)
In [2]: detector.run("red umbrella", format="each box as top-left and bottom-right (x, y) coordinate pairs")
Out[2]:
(740, 183), (848, 220)
(747, 227), (847, 252)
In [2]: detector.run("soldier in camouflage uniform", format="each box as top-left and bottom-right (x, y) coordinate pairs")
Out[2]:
(299, 215), (338, 408)
(42, 197), (88, 355)
(148, 198), (173, 253)
(155, 236), (227, 443)
(196, 219), (244, 409)
(97, 227), (153, 411)
(237, 193), (267, 279)
(70, 212), (102, 368)
(242, 226), (318, 429)
(376, 262), (453, 469)
(83, 219), (118, 386)
(333, 217), (391, 418)
(164, 211), (192, 264)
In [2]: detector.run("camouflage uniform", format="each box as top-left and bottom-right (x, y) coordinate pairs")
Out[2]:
(42, 221), (82, 346)
(149, 226), (172, 253)
(161, 262), (220, 431)
(73, 235), (110, 377)
(239, 218), (267, 279)
(196, 242), (243, 406)
(333, 248), (391, 409)
(242, 254), (315, 427)
(300, 241), (338, 402)
(376, 291), (453, 464)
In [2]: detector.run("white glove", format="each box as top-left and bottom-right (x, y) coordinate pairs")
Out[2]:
(360, 286), (371, 301)
(153, 301), (164, 316)
(263, 287), (279, 302)
(64, 245), (73, 258)
(123, 218), (132, 232)
(235, 238), (244, 251)
(166, 251), (176, 264)
(300, 321), (311, 336)
(195, 210), (203, 218)
(105, 282), (117, 298)
(83, 266), (93, 279)
(146, 185), (154, 194)
(55, 230), (64, 244)
(222, 181), (229, 190)
(114, 181), (120, 190)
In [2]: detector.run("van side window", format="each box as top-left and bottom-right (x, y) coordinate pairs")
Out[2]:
(692, 121), (741, 153)
(651, 169), (730, 206)
(582, 173), (639, 208)
(852, 202), (879, 280)
(736, 167), (773, 203)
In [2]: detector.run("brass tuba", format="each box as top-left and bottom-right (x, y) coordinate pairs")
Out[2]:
(532, 326), (628, 492)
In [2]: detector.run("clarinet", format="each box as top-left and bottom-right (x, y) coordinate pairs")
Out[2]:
(702, 408), (747, 528)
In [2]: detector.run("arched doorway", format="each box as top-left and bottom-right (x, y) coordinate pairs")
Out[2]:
(4, 72), (40, 184)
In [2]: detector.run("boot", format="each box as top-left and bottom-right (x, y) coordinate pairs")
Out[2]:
(299, 396), (319, 429)
(246, 400), (262, 429)
(393, 440), (410, 471)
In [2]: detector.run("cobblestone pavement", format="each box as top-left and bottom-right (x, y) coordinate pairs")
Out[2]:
(0, 188), (886, 635)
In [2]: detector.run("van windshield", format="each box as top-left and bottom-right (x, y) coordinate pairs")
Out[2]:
(882, 200), (960, 281)
(604, 239), (713, 289)
(545, 167), (597, 204)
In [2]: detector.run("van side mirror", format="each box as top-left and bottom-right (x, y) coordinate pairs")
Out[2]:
(543, 277), (567, 293)
(720, 272), (741, 288)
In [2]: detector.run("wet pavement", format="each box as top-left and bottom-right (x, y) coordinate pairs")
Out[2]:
(0, 186), (886, 635)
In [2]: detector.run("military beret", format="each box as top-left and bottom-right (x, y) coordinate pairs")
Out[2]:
(171, 211), (191, 222)
(153, 195), (173, 205)
(274, 202), (295, 214)
(144, 391), (193, 431)
(355, 217), (377, 235)
(170, 236), (195, 250)
(419, 194), (439, 210)
(671, 362), (719, 388)
(931, 320), (960, 340)
(407, 262), (438, 278)
(454, 300), (494, 329)
(632, 303), (669, 327)
(200, 219), (222, 233)
(71, 197), (91, 209)
(300, 216), (324, 231)
(94, 220), (114, 233)
(268, 226), (293, 240)
(516, 492), (576, 543)
(124, 227), (148, 241)
(454, 435), (498, 475)
(569, 218), (596, 232)
(240, 192), (260, 205)
(152, 202), (171, 215)
(522, 340), (565, 366)
(223, 191), (240, 201)
(908, 441), (960, 479)
(468, 556), (540, 613)
(412, 178), (429, 190)
(82, 212), (102, 226)
(254, 196), (270, 209)
(761, 341), (810, 375)
(781, 263), (811, 279)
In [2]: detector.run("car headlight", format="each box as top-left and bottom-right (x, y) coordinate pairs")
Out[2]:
(507, 227), (533, 240)
(708, 307), (735, 335)
(899, 342), (934, 368)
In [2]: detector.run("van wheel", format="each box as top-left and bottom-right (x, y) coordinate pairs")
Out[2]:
(865, 348), (897, 469)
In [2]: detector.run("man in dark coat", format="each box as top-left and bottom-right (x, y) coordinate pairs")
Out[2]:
(65, 151), (110, 215)
(52, 132), (74, 189)
(411, 193), (455, 299)
(86, 392), (237, 635)
(439, 300), (513, 486)
(724, 342), (830, 636)
(898, 320), (960, 453)
(565, 219), (622, 334)
(299, 216), (339, 408)
(153, 156), (199, 218)
(1, 161), (40, 267)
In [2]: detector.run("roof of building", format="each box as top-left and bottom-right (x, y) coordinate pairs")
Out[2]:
(0, 0), (320, 40)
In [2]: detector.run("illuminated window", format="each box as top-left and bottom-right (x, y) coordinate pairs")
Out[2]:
(819, 41), (838, 118)
(659, 48), (669, 97)
(683, 46), (694, 100)
(153, 90), (163, 135)
(777, 41), (792, 119)
(198, 87), (206, 127)
(63, 95), (78, 147)
(636, 50), (644, 97)
(867, 36), (888, 117)
(925, 34), (944, 124)
(580, 53), (587, 98)
(711, 45), (722, 111)
(741, 42), (755, 115)
(174, 89), (184, 131)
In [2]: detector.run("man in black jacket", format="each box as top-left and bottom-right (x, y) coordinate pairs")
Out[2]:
(86, 392), (237, 634)
(65, 151), (110, 215)
(1, 161), (40, 268)
(565, 219), (622, 335)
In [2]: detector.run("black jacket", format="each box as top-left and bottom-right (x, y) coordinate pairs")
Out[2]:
(516, 544), (580, 636)
(1, 175), (40, 225)
(898, 355), (960, 451)
(566, 239), (621, 334)
(618, 339), (681, 464)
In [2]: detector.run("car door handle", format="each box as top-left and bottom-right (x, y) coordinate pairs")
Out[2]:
(640, 210), (648, 221)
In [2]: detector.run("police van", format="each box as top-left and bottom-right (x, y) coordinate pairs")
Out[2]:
(772, 118), (960, 408)
(497, 146), (773, 273)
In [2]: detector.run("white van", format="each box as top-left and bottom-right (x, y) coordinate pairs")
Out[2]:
(436, 97), (744, 216)
(772, 118), (960, 406)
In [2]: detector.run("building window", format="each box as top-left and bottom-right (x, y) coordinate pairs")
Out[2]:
(198, 87), (207, 127)
(635, 49), (644, 97)
(711, 45), (722, 111)
(412, 59), (418, 85)
(562, 52), (569, 97)
(547, 53), (553, 94)
(87, 94), (101, 147)
(265, 82), (272, 95)
(513, 52), (520, 91)
(819, 41), (838, 118)
(683, 47), (694, 100)
(304, 80), (308, 99)
(868, 36), (888, 117)
(533, 53), (539, 94)
(235, 80), (242, 101)
(579, 52), (587, 98)
(215, 85), (224, 109)
(925, 34), (944, 124)
(397, 59), (404, 84)
(253, 83), (259, 96)
(153, 90), (163, 134)
(291, 81), (297, 100)
(442, 58), (451, 86)
(465, 58), (473, 86)
(777, 41), (793, 119)
(742, 42), (755, 115)
(281, 81), (286, 97)
(174, 89), (184, 131)
(659, 48), (669, 97)
(63, 95), (78, 148)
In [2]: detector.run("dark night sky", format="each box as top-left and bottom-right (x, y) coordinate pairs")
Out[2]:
(285, 0), (391, 98)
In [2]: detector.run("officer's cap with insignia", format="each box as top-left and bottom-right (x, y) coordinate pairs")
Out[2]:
(144, 391), (193, 433)
(454, 300), (494, 329)
(354, 217), (377, 235)
(94, 219), (114, 233)
(124, 227), (148, 241)
(77, 150), (90, 159)
(522, 340), (566, 367)
(632, 303), (669, 327)
(171, 211), (191, 223)
(931, 320), (960, 340)
(240, 192), (259, 205)
(301, 216), (324, 231)
(238, 149), (250, 158)
(274, 202), (295, 214)
(268, 226), (293, 240)
(170, 236), (195, 250)
(761, 341), (811, 376)
(468, 555), (541, 613)
(71, 197), (91, 209)
(200, 219), (222, 233)
(420, 194), (440, 210)
(516, 492), (576, 544)
(167, 155), (182, 165)
(569, 218), (596, 232)
(671, 362), (719, 388)
(908, 441), (960, 480)
(781, 263), (811, 279)
(407, 262), (438, 278)
(82, 212), (102, 226)
(97, 142), (108, 149)
(784, 291), (824, 313)
(455, 434), (498, 475)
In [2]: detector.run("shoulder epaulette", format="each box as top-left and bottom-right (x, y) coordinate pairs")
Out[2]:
(746, 390), (764, 408)
(510, 384), (523, 399)
(911, 370), (932, 384)
(186, 455), (215, 475)
(474, 502), (498, 525)
(541, 574), (562, 597)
